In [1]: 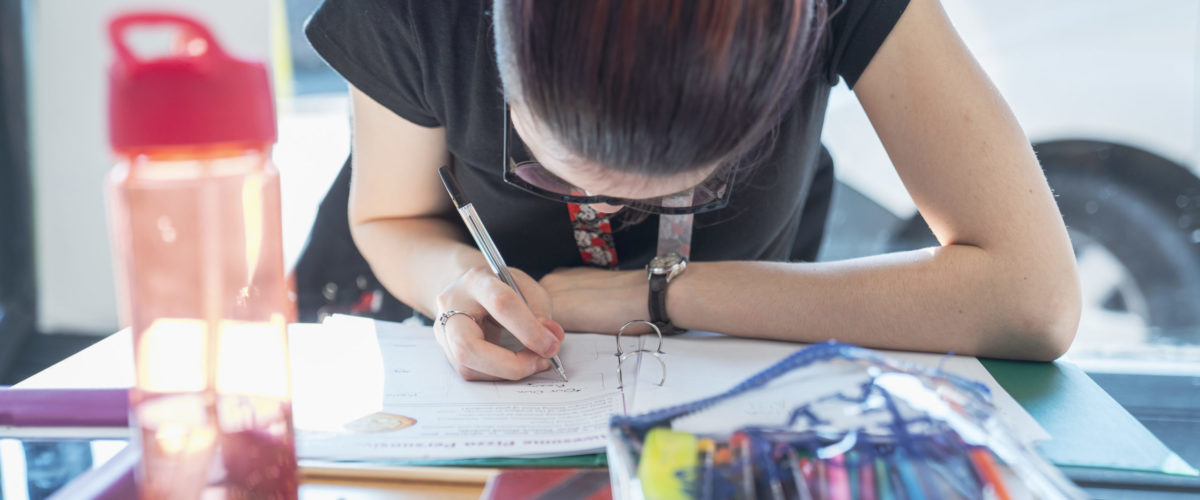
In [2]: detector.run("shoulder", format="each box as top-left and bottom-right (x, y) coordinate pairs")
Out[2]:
(305, 0), (488, 127)
(825, 0), (911, 88)
(305, 0), (482, 58)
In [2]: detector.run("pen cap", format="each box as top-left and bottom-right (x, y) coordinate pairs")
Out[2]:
(438, 165), (471, 208)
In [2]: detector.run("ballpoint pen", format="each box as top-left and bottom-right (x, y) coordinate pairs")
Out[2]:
(437, 165), (569, 382)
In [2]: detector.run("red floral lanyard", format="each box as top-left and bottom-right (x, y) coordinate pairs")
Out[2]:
(567, 197), (694, 268)
(568, 203), (619, 268)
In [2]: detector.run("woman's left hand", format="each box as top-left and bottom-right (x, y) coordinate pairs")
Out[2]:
(539, 267), (648, 334)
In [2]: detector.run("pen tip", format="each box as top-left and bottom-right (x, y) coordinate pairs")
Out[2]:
(549, 356), (568, 381)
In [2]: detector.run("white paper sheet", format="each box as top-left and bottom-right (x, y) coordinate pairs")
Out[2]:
(629, 333), (1050, 444)
(295, 316), (629, 460)
(293, 317), (1048, 461)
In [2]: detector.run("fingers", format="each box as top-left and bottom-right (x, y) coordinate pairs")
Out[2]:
(463, 268), (560, 358)
(509, 268), (555, 323)
(542, 318), (565, 343)
(435, 266), (563, 381)
(453, 338), (552, 381)
(433, 309), (551, 381)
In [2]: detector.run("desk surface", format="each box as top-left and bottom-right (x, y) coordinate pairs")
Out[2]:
(16, 324), (1198, 496)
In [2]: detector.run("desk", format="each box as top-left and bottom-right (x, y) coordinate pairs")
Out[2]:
(15, 325), (492, 498)
(16, 324), (1200, 498)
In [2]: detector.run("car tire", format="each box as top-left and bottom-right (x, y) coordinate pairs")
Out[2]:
(886, 169), (1200, 345)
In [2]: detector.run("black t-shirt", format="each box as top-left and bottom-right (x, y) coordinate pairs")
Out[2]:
(305, 0), (909, 279)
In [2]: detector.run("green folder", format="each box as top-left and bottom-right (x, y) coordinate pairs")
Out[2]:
(981, 359), (1198, 477)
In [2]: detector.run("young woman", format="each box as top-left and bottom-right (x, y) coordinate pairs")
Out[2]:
(304, 0), (1081, 381)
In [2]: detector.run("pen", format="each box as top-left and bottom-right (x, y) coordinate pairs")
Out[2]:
(785, 447), (814, 500)
(846, 452), (861, 500)
(857, 453), (876, 500)
(758, 439), (785, 500)
(827, 454), (850, 500)
(969, 447), (1012, 500)
(875, 457), (893, 500)
(698, 438), (716, 500)
(437, 165), (568, 381)
(892, 448), (928, 500)
(811, 456), (829, 500)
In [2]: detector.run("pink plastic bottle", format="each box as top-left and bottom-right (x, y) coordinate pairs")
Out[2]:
(105, 12), (298, 499)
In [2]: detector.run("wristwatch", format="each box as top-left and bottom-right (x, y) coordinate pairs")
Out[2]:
(647, 252), (688, 335)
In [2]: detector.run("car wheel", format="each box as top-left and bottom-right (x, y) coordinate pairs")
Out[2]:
(887, 170), (1200, 346)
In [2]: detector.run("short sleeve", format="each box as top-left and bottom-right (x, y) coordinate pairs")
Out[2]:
(825, 0), (910, 89)
(304, 0), (440, 127)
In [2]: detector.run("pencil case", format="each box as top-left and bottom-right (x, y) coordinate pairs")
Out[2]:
(606, 341), (1085, 499)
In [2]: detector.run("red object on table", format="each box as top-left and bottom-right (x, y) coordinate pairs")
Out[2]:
(481, 468), (612, 500)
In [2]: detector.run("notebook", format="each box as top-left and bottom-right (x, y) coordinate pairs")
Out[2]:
(292, 315), (1047, 462)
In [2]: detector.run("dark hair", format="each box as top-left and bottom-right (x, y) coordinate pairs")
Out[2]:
(494, 0), (828, 178)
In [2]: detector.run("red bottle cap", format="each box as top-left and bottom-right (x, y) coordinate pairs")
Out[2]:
(108, 12), (276, 151)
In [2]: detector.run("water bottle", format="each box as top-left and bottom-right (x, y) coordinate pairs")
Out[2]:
(105, 12), (298, 499)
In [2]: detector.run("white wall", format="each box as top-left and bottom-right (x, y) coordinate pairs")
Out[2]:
(28, 0), (272, 334)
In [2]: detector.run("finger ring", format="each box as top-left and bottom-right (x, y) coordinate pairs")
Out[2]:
(437, 310), (477, 331)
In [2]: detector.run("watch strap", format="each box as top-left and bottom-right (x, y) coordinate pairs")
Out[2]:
(648, 273), (683, 335)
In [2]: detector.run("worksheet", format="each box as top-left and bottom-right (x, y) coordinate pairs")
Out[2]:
(292, 316), (1047, 461)
(294, 315), (636, 460)
(628, 333), (1050, 445)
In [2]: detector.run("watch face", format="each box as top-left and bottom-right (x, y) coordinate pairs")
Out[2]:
(649, 253), (686, 275)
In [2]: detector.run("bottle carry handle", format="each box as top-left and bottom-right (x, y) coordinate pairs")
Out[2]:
(109, 12), (228, 67)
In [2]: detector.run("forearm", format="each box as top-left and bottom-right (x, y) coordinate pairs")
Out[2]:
(670, 245), (1079, 361)
(350, 217), (486, 317)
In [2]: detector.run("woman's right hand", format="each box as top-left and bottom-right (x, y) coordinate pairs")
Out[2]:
(434, 265), (565, 381)
(343, 86), (562, 380)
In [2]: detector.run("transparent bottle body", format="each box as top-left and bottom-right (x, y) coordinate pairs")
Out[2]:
(107, 144), (298, 500)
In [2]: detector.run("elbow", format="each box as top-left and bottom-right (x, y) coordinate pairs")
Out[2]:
(1007, 266), (1082, 362)
(1019, 301), (1079, 362)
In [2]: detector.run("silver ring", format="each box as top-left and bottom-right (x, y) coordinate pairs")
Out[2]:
(437, 310), (477, 331)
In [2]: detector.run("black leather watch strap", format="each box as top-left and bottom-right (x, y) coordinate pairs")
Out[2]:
(648, 273), (683, 335)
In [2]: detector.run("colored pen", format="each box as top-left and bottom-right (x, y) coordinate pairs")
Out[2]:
(698, 438), (716, 500)
(786, 447), (815, 500)
(969, 448), (1012, 500)
(892, 449), (928, 500)
(858, 455), (877, 500)
(712, 442), (734, 500)
(800, 456), (826, 499)
(827, 454), (851, 500)
(731, 432), (756, 500)
(874, 457), (892, 500)
(438, 166), (568, 381)
(758, 438), (785, 500)
(846, 452), (860, 500)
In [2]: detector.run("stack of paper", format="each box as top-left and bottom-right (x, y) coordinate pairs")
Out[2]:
(293, 316), (1047, 461)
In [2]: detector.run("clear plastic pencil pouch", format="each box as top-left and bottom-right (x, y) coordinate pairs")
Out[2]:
(607, 341), (1085, 500)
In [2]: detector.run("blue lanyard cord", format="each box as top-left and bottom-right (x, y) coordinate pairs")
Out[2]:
(611, 341), (992, 435)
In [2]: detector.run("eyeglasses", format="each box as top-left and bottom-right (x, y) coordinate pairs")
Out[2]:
(501, 105), (733, 215)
